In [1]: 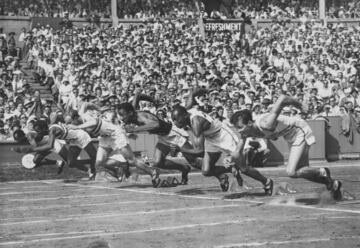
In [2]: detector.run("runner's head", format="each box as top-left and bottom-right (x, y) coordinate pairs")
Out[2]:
(50, 111), (65, 125)
(102, 109), (116, 123)
(171, 105), (190, 129)
(13, 129), (27, 144)
(230, 109), (254, 133)
(117, 102), (136, 124)
(156, 108), (166, 120)
(33, 119), (49, 135)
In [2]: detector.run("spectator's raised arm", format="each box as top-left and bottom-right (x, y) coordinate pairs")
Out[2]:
(185, 87), (208, 110)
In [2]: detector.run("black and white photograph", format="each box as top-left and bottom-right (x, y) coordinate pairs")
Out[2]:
(0, 0), (359, 247)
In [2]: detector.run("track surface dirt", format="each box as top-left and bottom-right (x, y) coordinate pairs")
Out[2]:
(0, 161), (359, 248)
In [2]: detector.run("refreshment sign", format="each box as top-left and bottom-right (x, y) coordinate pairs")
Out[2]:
(204, 22), (243, 31)
(203, 19), (245, 32)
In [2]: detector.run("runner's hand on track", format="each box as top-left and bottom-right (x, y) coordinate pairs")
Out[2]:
(223, 156), (235, 168)
(169, 144), (179, 157)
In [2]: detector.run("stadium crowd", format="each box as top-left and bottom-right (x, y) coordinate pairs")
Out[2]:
(0, 0), (111, 18)
(1, 0), (360, 19)
(1, 15), (360, 141)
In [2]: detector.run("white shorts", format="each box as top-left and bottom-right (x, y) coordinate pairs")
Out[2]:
(98, 130), (129, 150)
(52, 139), (66, 153)
(158, 130), (187, 148)
(285, 123), (316, 146)
(205, 125), (239, 154)
(68, 130), (92, 149)
(109, 153), (127, 162)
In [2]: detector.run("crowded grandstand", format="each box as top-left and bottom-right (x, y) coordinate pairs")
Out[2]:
(0, 0), (359, 142)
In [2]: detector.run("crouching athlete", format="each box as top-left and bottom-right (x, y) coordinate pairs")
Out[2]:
(230, 94), (342, 199)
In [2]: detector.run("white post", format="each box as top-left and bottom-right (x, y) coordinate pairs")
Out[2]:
(319, 0), (326, 19)
(194, 0), (206, 39)
(111, 0), (119, 27)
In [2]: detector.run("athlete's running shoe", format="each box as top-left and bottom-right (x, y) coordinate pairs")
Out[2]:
(219, 174), (229, 192)
(151, 169), (161, 188)
(56, 160), (65, 175)
(232, 167), (243, 187)
(116, 164), (131, 182)
(123, 163), (131, 179)
(322, 167), (333, 190)
(264, 179), (274, 196)
(88, 169), (96, 181)
(332, 180), (342, 200)
(181, 166), (191, 185)
(115, 167), (125, 182)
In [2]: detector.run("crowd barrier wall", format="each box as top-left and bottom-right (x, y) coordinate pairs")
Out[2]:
(325, 116), (360, 161)
(1, 117), (359, 166)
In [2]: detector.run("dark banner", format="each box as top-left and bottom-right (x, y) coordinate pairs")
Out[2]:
(30, 17), (64, 30)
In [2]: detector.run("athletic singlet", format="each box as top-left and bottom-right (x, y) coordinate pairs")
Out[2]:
(255, 114), (313, 143)
(49, 123), (84, 143)
(49, 123), (69, 140)
(188, 108), (222, 137)
(88, 117), (119, 137)
(139, 112), (172, 136)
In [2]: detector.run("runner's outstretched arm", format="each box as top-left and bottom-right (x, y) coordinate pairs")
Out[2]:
(261, 94), (303, 130)
(13, 129), (56, 154)
(179, 132), (204, 154)
(124, 112), (159, 133)
(31, 129), (56, 152)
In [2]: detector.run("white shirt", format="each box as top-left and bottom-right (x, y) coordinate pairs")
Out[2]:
(59, 83), (72, 103)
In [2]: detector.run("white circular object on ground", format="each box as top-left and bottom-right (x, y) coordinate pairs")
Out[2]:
(22, 154), (36, 169)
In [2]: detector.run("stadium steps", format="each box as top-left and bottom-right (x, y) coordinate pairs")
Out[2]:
(20, 62), (53, 101)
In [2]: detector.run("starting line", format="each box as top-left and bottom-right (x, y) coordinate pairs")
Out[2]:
(44, 180), (360, 215)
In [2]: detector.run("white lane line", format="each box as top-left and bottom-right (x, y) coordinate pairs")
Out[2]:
(276, 202), (360, 215)
(215, 236), (360, 248)
(0, 189), (86, 196)
(0, 185), (79, 191)
(0, 200), (150, 212)
(338, 200), (360, 205)
(0, 217), (359, 246)
(0, 204), (244, 225)
(7, 193), (124, 202)
(0, 180), (63, 184)
(20, 230), (104, 238)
